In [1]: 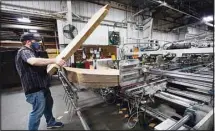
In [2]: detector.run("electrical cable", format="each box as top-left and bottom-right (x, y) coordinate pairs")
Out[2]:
(127, 111), (146, 129)
(127, 86), (146, 129)
(126, 79), (162, 129)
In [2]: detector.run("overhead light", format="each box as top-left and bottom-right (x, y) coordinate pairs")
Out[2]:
(17, 17), (31, 23)
(29, 30), (37, 33)
(162, 2), (167, 6)
(157, 1), (163, 4)
(202, 16), (213, 22)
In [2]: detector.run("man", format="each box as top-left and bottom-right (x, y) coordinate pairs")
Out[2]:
(15, 33), (66, 130)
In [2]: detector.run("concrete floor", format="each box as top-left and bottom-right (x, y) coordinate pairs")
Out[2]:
(1, 79), (141, 130)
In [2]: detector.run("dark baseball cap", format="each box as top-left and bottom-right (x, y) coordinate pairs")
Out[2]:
(20, 33), (41, 42)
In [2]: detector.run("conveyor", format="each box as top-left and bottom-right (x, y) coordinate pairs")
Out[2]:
(149, 69), (213, 83)
(166, 88), (211, 103)
(154, 92), (198, 108)
(167, 113), (192, 130)
(119, 59), (214, 130)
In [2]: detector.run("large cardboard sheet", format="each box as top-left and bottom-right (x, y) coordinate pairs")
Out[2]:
(65, 67), (119, 88)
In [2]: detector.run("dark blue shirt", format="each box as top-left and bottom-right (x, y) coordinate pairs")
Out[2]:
(15, 46), (49, 95)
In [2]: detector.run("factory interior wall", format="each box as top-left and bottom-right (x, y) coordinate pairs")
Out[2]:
(2, 0), (212, 50)
(151, 31), (179, 46)
(186, 25), (212, 38)
(151, 24), (212, 47)
(71, 1), (144, 46)
(180, 25), (211, 40)
(2, 0), (164, 47)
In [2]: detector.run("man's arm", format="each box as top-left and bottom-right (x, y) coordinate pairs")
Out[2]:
(27, 58), (55, 66)
(20, 50), (65, 66)
(27, 57), (65, 66)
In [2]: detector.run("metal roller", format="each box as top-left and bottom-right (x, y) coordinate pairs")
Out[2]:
(167, 113), (192, 130)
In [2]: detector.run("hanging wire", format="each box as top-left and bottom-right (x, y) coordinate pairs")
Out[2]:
(127, 86), (147, 129)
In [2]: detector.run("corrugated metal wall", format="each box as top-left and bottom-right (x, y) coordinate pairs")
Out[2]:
(72, 1), (129, 22)
(152, 31), (179, 46)
(71, 1), (143, 45)
(186, 25), (210, 38)
(152, 18), (179, 46)
(57, 0), (180, 46)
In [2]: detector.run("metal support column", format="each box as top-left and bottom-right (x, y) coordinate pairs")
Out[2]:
(66, 0), (74, 65)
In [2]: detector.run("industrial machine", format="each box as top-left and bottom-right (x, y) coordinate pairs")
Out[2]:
(58, 46), (214, 130)
(117, 53), (214, 130)
(57, 29), (213, 130)
(115, 32), (214, 130)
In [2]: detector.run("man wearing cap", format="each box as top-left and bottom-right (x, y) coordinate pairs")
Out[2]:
(15, 33), (65, 130)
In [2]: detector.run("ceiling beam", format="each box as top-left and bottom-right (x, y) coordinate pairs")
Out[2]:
(1, 2), (56, 13)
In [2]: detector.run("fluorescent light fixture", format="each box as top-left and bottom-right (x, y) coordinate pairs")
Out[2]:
(162, 2), (167, 6)
(157, 1), (163, 4)
(202, 16), (213, 22)
(29, 30), (37, 33)
(17, 17), (31, 23)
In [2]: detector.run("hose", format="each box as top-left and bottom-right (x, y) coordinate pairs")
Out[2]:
(144, 44), (160, 51)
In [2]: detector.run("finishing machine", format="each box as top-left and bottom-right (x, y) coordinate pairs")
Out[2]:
(57, 49), (213, 130)
(118, 58), (214, 130)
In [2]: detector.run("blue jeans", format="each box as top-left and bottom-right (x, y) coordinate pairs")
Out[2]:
(26, 89), (56, 130)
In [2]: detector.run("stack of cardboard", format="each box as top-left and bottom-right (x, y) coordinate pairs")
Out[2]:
(65, 67), (119, 88)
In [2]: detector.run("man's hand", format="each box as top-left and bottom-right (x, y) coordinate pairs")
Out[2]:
(55, 58), (66, 66)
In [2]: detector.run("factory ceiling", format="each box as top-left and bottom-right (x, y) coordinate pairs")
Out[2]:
(112, 0), (214, 31)
(0, 12), (57, 41)
(114, 0), (213, 16)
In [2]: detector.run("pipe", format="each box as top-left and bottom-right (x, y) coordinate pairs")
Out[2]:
(159, 92), (198, 104)
(165, 43), (191, 50)
(72, 19), (127, 29)
(150, 69), (213, 83)
(168, 80), (211, 92)
(67, 97), (90, 131)
(76, 110), (90, 130)
(125, 79), (166, 94)
(166, 88), (211, 103)
(154, 93), (193, 107)
(162, 33), (213, 49)
(121, 9), (146, 23)
(167, 114), (191, 130)
(150, 69), (213, 79)
(144, 44), (160, 51)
